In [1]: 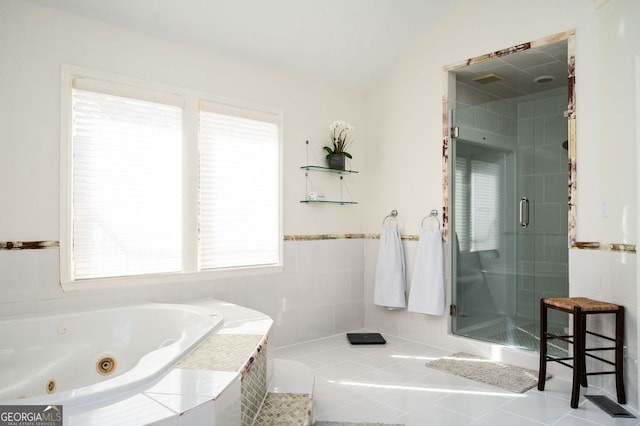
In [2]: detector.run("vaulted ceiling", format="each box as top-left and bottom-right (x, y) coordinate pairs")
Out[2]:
(24, 0), (465, 91)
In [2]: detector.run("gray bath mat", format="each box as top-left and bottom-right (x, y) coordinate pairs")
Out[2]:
(426, 352), (550, 393)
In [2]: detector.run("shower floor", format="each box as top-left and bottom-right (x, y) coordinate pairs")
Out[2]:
(454, 314), (568, 357)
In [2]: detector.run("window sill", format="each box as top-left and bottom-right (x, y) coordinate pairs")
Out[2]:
(60, 263), (283, 292)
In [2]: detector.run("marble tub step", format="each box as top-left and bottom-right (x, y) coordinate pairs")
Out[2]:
(253, 392), (312, 426)
(253, 359), (314, 425)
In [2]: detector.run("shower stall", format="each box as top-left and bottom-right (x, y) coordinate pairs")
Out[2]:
(450, 80), (569, 352)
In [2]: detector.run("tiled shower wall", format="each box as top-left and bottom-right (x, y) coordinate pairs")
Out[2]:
(0, 238), (365, 348)
(515, 88), (569, 320)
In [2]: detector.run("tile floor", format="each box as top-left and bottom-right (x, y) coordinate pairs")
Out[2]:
(273, 332), (640, 426)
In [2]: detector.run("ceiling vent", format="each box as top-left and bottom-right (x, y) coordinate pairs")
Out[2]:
(472, 73), (505, 85)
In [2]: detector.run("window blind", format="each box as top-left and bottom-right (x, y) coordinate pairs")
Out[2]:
(455, 156), (470, 251)
(198, 109), (280, 269)
(71, 87), (183, 279)
(455, 155), (500, 252)
(470, 160), (499, 251)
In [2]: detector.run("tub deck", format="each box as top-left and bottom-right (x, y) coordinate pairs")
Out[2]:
(66, 299), (274, 425)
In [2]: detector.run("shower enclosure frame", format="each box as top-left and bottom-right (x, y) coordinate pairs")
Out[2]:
(441, 30), (577, 349)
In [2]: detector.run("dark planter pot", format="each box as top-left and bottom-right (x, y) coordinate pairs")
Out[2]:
(328, 153), (346, 170)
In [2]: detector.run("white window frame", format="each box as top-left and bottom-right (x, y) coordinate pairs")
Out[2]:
(60, 65), (283, 289)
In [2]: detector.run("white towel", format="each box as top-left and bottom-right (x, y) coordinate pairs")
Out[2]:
(407, 228), (445, 315)
(374, 226), (406, 309)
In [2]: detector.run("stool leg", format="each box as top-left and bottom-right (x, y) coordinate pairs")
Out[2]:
(571, 306), (583, 408)
(538, 299), (548, 391)
(615, 306), (626, 404)
(580, 311), (587, 387)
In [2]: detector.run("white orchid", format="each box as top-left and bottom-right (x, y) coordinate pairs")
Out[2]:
(324, 120), (354, 159)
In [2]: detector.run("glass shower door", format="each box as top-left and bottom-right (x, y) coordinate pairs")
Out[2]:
(450, 92), (568, 351)
(450, 124), (518, 342)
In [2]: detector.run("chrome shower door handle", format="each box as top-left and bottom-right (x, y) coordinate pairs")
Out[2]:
(519, 196), (529, 228)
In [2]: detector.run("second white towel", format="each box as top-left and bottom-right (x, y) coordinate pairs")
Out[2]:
(407, 228), (445, 315)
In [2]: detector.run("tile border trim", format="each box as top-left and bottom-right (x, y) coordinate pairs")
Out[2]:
(572, 242), (636, 254)
(283, 234), (366, 241)
(0, 241), (59, 250)
(1, 238), (635, 253)
(284, 235), (637, 252)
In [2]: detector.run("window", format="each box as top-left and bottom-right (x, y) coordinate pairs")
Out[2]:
(61, 68), (282, 285)
(199, 104), (280, 269)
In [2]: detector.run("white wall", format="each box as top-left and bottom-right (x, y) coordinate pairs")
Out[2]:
(0, 0), (366, 347)
(363, 0), (639, 409)
(0, 0), (365, 239)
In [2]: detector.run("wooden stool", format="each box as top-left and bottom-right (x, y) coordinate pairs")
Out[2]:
(538, 297), (625, 408)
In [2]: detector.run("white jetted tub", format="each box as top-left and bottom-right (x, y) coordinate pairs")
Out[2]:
(0, 303), (223, 408)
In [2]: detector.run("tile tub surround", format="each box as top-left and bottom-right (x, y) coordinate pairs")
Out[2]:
(64, 299), (274, 425)
(253, 392), (312, 426)
(0, 239), (366, 349)
(178, 333), (269, 426)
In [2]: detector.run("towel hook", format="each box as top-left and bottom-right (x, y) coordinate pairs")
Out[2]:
(382, 209), (398, 226)
(420, 209), (440, 230)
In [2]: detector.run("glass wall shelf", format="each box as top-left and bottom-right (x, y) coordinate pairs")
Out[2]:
(300, 140), (358, 204)
(300, 165), (359, 174)
(300, 200), (358, 205)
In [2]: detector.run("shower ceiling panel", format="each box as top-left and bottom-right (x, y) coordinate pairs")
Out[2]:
(454, 41), (567, 99)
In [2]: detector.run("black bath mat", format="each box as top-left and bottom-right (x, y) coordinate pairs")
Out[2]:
(347, 332), (386, 345)
(585, 395), (636, 418)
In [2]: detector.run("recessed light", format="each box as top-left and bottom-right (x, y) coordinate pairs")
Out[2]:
(533, 75), (555, 83)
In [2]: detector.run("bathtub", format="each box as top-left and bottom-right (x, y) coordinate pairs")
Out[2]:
(0, 303), (223, 409)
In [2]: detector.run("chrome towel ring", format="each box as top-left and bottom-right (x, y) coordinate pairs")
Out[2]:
(420, 209), (440, 230)
(382, 209), (398, 227)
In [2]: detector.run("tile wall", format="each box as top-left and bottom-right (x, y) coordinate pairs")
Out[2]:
(569, 248), (638, 406)
(0, 238), (365, 348)
(515, 88), (569, 320)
